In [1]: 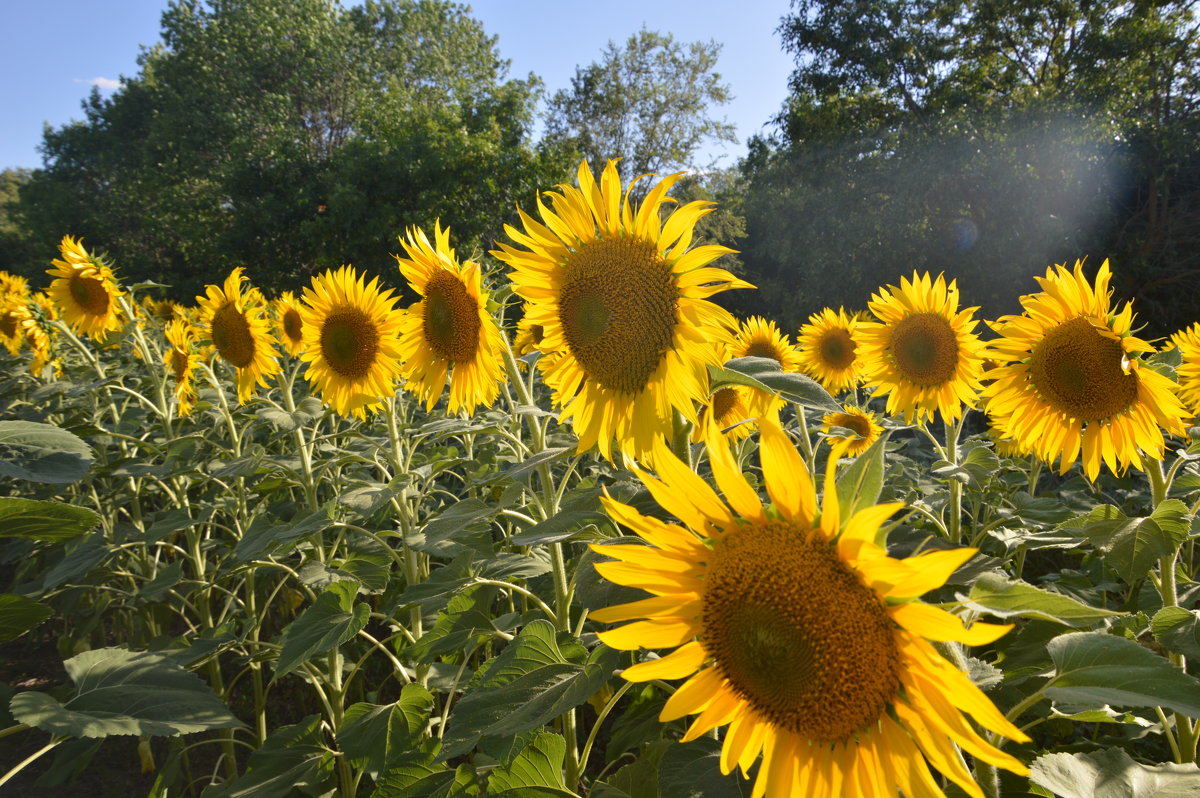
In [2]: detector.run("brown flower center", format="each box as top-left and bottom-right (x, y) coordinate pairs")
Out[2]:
(320, 307), (380, 380)
(558, 237), (678, 395)
(69, 273), (110, 316)
(1028, 315), (1139, 422)
(703, 522), (901, 743)
(828, 411), (872, 439)
(710, 387), (740, 423)
(211, 304), (255, 369)
(283, 308), (303, 344)
(817, 327), (856, 370)
(888, 312), (959, 386)
(423, 271), (480, 363)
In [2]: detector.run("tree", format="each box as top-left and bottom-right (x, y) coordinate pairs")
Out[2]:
(739, 0), (1200, 334)
(14, 0), (573, 299)
(0, 169), (36, 275)
(543, 28), (737, 183)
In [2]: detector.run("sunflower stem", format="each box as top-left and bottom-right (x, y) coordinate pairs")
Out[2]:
(670, 409), (693, 468)
(279, 363), (319, 509)
(945, 417), (964, 543)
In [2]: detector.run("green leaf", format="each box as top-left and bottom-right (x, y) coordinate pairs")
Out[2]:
(1046, 631), (1200, 717)
(1152, 607), (1200, 660)
(658, 738), (748, 797)
(234, 505), (333, 562)
(407, 585), (503, 663)
(1030, 747), (1200, 798)
(965, 573), (1122, 628)
(592, 754), (661, 798)
(0, 497), (101, 541)
(370, 740), (458, 798)
(510, 509), (610, 546)
(712, 357), (841, 412)
(39, 532), (111, 592)
(9, 647), (243, 738)
(835, 431), (890, 521)
(274, 581), (369, 680)
(439, 620), (619, 760)
(201, 715), (333, 798)
(1065, 504), (1189, 584)
(486, 731), (573, 797)
(0, 420), (93, 484)
(338, 684), (434, 776)
(0, 593), (53, 642)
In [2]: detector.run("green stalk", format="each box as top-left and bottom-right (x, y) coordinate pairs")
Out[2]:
(944, 416), (964, 543)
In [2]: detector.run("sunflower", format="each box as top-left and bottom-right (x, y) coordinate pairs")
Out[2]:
(195, 267), (281, 403)
(298, 265), (405, 419)
(0, 270), (30, 300)
(1170, 323), (1200, 419)
(492, 159), (753, 459)
(982, 260), (1188, 480)
(274, 291), (306, 357)
(395, 223), (506, 416)
(513, 307), (545, 357)
(697, 316), (798, 441)
(45, 236), (124, 339)
(164, 318), (199, 417)
(822, 404), (884, 457)
(0, 294), (26, 355)
(796, 307), (864, 394)
(858, 273), (986, 423)
(590, 417), (1028, 797)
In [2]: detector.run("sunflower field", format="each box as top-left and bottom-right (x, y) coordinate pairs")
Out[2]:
(2, 160), (1200, 797)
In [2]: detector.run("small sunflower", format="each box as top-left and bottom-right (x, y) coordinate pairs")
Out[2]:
(698, 316), (798, 441)
(0, 295), (26, 355)
(274, 291), (306, 357)
(797, 307), (864, 394)
(591, 417), (1028, 797)
(299, 265), (405, 419)
(395, 223), (505, 416)
(1170, 323), (1200, 419)
(0, 270), (30, 300)
(513, 307), (545, 357)
(822, 404), (884, 457)
(164, 318), (199, 417)
(983, 260), (1188, 480)
(195, 267), (281, 403)
(493, 159), (753, 459)
(46, 236), (124, 339)
(858, 273), (986, 423)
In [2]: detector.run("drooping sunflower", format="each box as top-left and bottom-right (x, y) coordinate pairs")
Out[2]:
(0, 294), (26, 355)
(492, 159), (753, 460)
(822, 404), (884, 457)
(195, 267), (281, 403)
(274, 291), (306, 357)
(164, 318), (199, 417)
(591, 417), (1029, 797)
(1170, 323), (1200, 418)
(297, 265), (405, 419)
(858, 273), (986, 423)
(697, 316), (798, 441)
(395, 223), (506, 416)
(513, 307), (545, 357)
(797, 307), (864, 394)
(982, 260), (1188, 480)
(45, 235), (124, 339)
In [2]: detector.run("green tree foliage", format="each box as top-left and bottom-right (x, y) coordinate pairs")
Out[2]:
(15, 0), (573, 298)
(0, 168), (36, 274)
(739, 0), (1200, 334)
(544, 28), (737, 184)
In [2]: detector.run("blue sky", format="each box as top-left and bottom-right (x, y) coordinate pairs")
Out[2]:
(0, 0), (795, 172)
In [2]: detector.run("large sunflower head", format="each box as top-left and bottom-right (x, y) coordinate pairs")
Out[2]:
(274, 290), (306, 357)
(394, 222), (506, 416)
(797, 307), (864, 394)
(982, 260), (1188, 480)
(822, 404), (884, 457)
(298, 265), (406, 419)
(1170, 322), (1200, 419)
(164, 317), (199, 417)
(492, 159), (754, 460)
(45, 235), (125, 339)
(590, 417), (1029, 796)
(195, 267), (281, 403)
(858, 273), (986, 423)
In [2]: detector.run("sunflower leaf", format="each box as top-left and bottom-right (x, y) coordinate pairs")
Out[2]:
(0, 497), (101, 541)
(1030, 747), (1200, 798)
(835, 431), (889, 521)
(1151, 607), (1200, 660)
(714, 357), (841, 412)
(1046, 631), (1200, 717)
(274, 581), (368, 680)
(0, 420), (93, 484)
(0, 593), (53, 642)
(658, 737), (749, 797)
(484, 731), (573, 797)
(200, 715), (333, 798)
(965, 573), (1122, 628)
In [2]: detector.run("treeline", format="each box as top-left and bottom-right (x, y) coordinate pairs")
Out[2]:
(2, 0), (1198, 335)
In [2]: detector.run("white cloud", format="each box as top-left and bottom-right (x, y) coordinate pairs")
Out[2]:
(74, 77), (123, 91)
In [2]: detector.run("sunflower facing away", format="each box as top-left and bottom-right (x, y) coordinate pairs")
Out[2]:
(698, 316), (800, 441)
(858, 273), (986, 423)
(298, 265), (406, 419)
(797, 307), (864, 394)
(274, 291), (307, 357)
(513, 307), (545, 357)
(822, 404), (884, 457)
(982, 260), (1188, 481)
(492, 159), (753, 460)
(1171, 322), (1200, 419)
(590, 417), (1029, 796)
(46, 235), (124, 340)
(164, 318), (199, 417)
(196, 267), (281, 403)
(394, 223), (505, 416)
